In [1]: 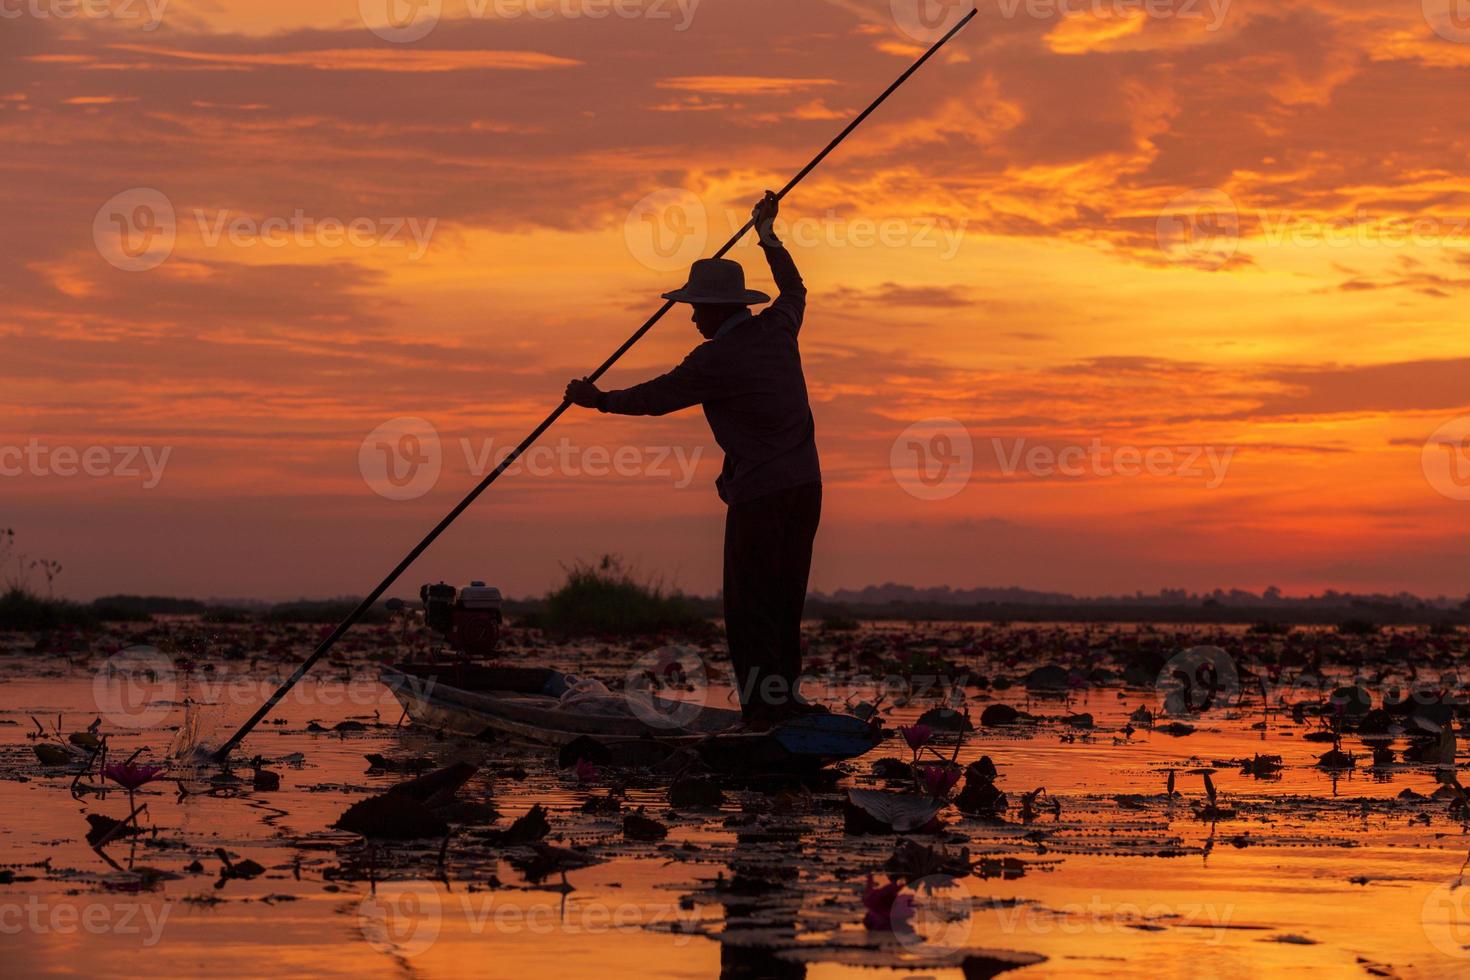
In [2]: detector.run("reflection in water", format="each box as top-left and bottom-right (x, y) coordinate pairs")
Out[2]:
(2, 621), (1469, 978)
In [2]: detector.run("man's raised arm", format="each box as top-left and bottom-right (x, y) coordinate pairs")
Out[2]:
(753, 190), (807, 335)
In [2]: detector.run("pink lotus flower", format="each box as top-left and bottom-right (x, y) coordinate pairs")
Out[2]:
(862, 875), (914, 931)
(919, 764), (962, 799)
(103, 762), (166, 791)
(898, 724), (933, 752)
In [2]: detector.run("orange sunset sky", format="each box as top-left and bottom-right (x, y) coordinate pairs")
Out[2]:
(3, 0), (1469, 601)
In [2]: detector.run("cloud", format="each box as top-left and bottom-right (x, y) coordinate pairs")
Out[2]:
(107, 44), (583, 72)
(828, 282), (973, 307)
(655, 75), (838, 95)
(6, 0), (1470, 597)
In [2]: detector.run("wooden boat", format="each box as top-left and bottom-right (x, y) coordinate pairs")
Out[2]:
(380, 663), (880, 772)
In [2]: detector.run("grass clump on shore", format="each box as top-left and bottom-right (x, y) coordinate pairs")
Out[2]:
(529, 555), (710, 638)
(0, 528), (97, 629)
(0, 587), (98, 630)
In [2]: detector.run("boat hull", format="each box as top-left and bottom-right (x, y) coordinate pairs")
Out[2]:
(380, 665), (879, 771)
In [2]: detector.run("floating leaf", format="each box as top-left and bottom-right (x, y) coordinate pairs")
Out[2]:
(845, 789), (943, 834)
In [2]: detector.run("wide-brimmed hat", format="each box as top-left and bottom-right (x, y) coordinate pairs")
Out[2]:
(662, 258), (770, 306)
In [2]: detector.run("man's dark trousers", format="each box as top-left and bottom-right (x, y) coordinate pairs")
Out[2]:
(722, 481), (822, 719)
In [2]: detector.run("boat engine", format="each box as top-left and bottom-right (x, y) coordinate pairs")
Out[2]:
(420, 580), (503, 658)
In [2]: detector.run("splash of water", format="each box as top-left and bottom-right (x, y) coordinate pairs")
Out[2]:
(168, 699), (222, 764)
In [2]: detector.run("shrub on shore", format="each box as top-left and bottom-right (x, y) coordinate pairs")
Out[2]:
(0, 529), (97, 629)
(526, 556), (711, 638)
(0, 588), (98, 630)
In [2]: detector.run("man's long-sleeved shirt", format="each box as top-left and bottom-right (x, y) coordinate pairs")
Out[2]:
(599, 242), (820, 506)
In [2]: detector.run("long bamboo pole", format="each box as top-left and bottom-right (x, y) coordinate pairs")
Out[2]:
(212, 8), (978, 761)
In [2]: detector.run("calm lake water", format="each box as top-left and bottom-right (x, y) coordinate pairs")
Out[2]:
(2, 621), (1467, 979)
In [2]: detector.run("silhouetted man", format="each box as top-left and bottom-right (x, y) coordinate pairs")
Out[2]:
(566, 191), (821, 726)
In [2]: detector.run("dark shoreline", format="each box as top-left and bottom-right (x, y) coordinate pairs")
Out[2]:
(8, 592), (1465, 631)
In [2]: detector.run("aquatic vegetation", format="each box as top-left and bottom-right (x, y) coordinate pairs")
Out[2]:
(860, 875), (911, 931)
(4, 619), (1469, 975)
(918, 762), (962, 800)
(898, 723), (932, 753)
(103, 761), (167, 791)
